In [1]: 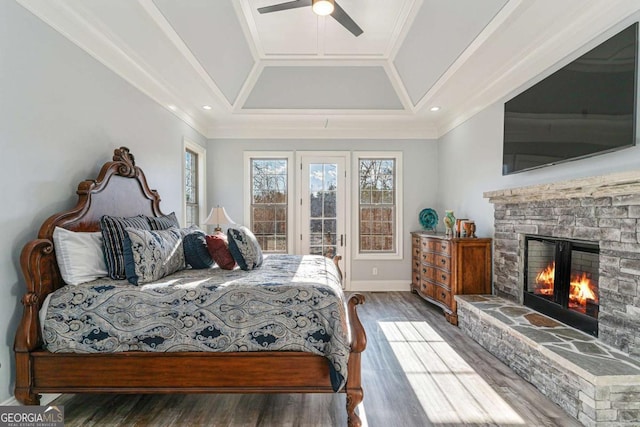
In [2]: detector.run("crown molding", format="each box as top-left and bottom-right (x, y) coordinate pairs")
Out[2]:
(206, 115), (437, 140)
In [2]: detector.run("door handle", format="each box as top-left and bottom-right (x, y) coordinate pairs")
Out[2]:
(340, 234), (344, 247)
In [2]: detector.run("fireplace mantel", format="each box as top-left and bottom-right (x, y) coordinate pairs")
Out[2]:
(484, 170), (640, 203)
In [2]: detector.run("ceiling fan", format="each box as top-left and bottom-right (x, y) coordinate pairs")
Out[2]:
(258, 0), (363, 37)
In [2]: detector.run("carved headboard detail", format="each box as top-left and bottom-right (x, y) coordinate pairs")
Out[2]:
(20, 147), (167, 312)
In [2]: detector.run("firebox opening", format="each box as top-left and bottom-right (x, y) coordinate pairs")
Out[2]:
(524, 235), (599, 337)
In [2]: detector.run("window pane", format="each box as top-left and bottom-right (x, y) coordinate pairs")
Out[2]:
(250, 158), (288, 253)
(359, 158), (396, 253)
(185, 149), (198, 227)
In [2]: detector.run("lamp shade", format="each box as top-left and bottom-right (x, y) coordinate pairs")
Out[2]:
(204, 206), (234, 231)
(312, 0), (334, 16)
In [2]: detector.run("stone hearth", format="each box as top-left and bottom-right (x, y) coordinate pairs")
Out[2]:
(457, 295), (640, 426)
(459, 171), (640, 426)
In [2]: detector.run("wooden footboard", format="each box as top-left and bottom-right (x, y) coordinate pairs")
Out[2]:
(15, 294), (366, 426)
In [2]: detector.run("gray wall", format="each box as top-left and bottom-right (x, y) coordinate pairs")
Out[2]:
(207, 139), (439, 284)
(0, 1), (206, 403)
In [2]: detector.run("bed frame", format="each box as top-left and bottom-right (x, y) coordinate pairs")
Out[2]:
(14, 147), (367, 426)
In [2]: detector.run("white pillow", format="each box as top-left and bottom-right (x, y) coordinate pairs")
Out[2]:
(53, 226), (108, 285)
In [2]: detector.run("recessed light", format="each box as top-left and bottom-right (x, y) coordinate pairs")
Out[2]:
(202, 105), (212, 110)
(430, 106), (441, 112)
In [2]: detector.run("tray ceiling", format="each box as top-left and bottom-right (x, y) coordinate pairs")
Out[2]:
(15, 0), (640, 138)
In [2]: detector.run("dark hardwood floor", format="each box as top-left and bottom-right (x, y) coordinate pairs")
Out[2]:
(51, 292), (581, 426)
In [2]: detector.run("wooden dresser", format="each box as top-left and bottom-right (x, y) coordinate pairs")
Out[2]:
(411, 232), (492, 325)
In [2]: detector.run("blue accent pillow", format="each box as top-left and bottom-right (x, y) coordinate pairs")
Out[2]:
(227, 226), (263, 271)
(147, 212), (180, 230)
(183, 231), (214, 269)
(123, 227), (185, 285)
(100, 215), (150, 280)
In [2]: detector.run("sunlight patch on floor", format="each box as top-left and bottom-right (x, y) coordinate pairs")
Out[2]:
(379, 321), (526, 425)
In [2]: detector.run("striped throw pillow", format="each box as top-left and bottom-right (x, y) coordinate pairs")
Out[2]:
(100, 215), (150, 280)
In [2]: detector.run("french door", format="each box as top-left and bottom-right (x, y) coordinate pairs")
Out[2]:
(296, 153), (349, 286)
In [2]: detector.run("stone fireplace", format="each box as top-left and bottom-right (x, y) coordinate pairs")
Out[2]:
(486, 171), (640, 355)
(455, 170), (640, 426)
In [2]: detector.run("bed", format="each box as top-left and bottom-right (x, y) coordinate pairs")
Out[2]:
(14, 147), (367, 426)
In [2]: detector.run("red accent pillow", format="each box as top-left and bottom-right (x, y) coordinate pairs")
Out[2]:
(205, 232), (236, 270)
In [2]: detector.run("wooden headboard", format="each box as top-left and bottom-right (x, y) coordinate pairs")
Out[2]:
(17, 147), (167, 351)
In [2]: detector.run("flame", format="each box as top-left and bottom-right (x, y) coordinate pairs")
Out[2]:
(534, 262), (599, 309)
(570, 272), (598, 305)
(535, 262), (555, 296)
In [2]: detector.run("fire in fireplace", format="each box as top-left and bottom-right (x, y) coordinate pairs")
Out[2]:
(524, 236), (599, 336)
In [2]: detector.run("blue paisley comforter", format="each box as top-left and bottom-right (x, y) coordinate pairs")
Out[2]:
(42, 254), (350, 391)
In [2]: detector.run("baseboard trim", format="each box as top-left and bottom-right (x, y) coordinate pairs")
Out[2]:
(1, 393), (60, 406)
(0, 396), (18, 406)
(348, 280), (411, 292)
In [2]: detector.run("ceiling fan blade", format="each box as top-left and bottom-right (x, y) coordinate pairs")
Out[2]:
(258, 0), (312, 14)
(331, 2), (363, 37)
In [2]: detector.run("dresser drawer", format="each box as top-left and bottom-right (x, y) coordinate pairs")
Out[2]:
(429, 239), (450, 254)
(435, 286), (452, 306)
(434, 268), (450, 286)
(412, 246), (421, 258)
(434, 255), (450, 271)
(421, 252), (435, 265)
(421, 279), (436, 299)
(421, 266), (436, 281)
(412, 235), (421, 247)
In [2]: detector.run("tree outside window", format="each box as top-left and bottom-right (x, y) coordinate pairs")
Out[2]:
(359, 158), (395, 253)
(251, 158), (288, 252)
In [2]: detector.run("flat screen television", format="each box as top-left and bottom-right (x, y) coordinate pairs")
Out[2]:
(503, 22), (638, 175)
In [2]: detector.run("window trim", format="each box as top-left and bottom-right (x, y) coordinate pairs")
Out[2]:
(244, 151), (295, 254)
(352, 151), (403, 261)
(183, 139), (207, 228)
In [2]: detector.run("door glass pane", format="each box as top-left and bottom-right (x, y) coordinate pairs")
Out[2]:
(309, 162), (338, 258)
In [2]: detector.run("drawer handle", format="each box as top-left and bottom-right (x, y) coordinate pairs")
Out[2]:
(441, 274), (446, 280)
(441, 292), (446, 298)
(440, 259), (446, 264)
(423, 268), (427, 274)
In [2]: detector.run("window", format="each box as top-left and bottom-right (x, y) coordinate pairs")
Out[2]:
(245, 154), (293, 253)
(184, 140), (206, 228)
(354, 153), (402, 259)
(185, 149), (199, 227)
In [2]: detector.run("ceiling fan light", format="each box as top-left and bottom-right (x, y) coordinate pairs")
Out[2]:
(312, 0), (335, 16)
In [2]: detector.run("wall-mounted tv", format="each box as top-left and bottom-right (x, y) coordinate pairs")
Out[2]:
(502, 22), (638, 175)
